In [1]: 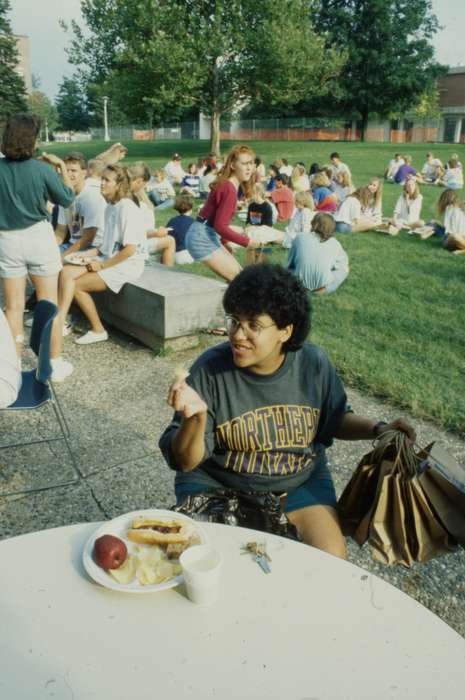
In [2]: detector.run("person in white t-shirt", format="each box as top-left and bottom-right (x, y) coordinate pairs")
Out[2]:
(128, 161), (175, 266)
(389, 179), (424, 230)
(435, 189), (465, 254)
(0, 308), (21, 408)
(329, 152), (351, 181)
(275, 158), (293, 178)
(282, 191), (315, 248)
(164, 153), (186, 184)
(147, 169), (176, 209)
(363, 177), (383, 226)
(334, 187), (374, 233)
(51, 165), (146, 353)
(421, 152), (442, 183)
(55, 152), (106, 257)
(435, 157), (464, 190)
(384, 153), (405, 181)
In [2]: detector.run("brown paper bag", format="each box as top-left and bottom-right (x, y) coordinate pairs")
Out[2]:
(419, 467), (465, 547)
(339, 431), (463, 566)
(338, 460), (380, 539)
(352, 459), (394, 546)
(369, 473), (414, 566)
(402, 476), (454, 562)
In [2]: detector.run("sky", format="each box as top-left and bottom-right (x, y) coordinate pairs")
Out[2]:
(9, 0), (465, 102)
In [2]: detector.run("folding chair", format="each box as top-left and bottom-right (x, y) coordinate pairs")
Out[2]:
(0, 300), (84, 497)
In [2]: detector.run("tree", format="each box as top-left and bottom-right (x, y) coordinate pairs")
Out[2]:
(62, 0), (345, 154)
(55, 76), (92, 131)
(411, 87), (441, 121)
(313, 0), (447, 140)
(27, 91), (59, 139)
(0, 0), (28, 122)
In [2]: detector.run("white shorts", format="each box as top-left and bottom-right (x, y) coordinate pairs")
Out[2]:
(147, 238), (165, 254)
(174, 249), (194, 265)
(97, 257), (145, 293)
(0, 220), (62, 278)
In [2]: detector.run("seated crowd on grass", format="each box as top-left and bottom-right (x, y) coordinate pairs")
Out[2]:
(1, 113), (465, 389)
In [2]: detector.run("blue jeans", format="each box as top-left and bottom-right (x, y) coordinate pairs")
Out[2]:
(335, 222), (352, 234)
(432, 223), (446, 238)
(148, 191), (174, 210)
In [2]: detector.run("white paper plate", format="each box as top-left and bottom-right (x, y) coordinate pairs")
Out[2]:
(82, 509), (208, 593)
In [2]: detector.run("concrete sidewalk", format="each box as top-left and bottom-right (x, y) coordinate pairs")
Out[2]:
(1, 321), (464, 638)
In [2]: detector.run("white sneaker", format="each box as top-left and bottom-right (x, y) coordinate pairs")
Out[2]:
(50, 357), (74, 382)
(62, 321), (73, 337)
(75, 330), (109, 345)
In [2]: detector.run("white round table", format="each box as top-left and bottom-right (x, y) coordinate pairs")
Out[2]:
(0, 522), (464, 699)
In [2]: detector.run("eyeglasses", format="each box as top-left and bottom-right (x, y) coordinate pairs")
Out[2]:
(225, 315), (276, 337)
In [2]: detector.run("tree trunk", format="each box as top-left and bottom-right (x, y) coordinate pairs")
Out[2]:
(210, 111), (221, 158)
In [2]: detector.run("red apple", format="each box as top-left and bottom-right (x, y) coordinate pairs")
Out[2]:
(93, 534), (127, 570)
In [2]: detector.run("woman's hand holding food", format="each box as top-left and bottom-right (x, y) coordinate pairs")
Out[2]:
(168, 367), (207, 419)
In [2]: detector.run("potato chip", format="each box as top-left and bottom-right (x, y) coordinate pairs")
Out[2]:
(139, 545), (163, 567)
(137, 561), (159, 586)
(156, 560), (175, 582)
(108, 555), (138, 584)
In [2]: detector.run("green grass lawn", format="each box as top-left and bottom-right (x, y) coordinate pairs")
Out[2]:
(44, 139), (465, 433)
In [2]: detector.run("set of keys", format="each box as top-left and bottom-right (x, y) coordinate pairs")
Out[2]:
(241, 540), (272, 574)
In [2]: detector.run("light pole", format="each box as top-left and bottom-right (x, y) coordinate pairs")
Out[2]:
(103, 96), (110, 142)
(44, 119), (50, 144)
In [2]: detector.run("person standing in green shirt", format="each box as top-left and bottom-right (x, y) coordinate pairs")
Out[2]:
(0, 114), (74, 380)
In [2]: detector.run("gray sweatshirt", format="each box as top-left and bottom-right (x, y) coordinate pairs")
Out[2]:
(159, 342), (348, 493)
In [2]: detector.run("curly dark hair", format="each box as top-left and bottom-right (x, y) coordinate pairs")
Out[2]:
(1, 113), (41, 161)
(223, 265), (311, 352)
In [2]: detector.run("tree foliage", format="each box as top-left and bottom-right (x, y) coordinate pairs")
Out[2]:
(0, 0), (28, 122)
(28, 91), (60, 136)
(55, 76), (92, 131)
(62, 0), (345, 153)
(312, 0), (446, 137)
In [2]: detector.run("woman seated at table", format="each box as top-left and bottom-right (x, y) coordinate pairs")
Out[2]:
(51, 164), (147, 348)
(160, 265), (415, 559)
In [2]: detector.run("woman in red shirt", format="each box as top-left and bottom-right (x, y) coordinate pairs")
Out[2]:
(185, 144), (257, 281)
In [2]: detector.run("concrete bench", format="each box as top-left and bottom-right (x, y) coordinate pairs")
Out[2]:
(95, 264), (227, 352)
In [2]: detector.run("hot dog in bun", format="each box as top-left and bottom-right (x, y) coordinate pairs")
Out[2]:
(127, 517), (196, 546)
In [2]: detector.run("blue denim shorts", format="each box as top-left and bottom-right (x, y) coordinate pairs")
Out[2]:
(185, 221), (222, 261)
(174, 457), (337, 514)
(335, 221), (353, 234)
